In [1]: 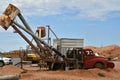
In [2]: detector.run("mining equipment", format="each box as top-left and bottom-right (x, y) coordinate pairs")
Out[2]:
(0, 4), (114, 70)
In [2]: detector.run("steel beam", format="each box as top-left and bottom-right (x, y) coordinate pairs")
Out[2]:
(13, 21), (64, 58)
(18, 13), (43, 50)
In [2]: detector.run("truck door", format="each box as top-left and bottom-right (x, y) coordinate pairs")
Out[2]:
(75, 48), (84, 69)
(75, 48), (83, 62)
(83, 49), (95, 68)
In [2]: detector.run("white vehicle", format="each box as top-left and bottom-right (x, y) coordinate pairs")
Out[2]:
(0, 55), (12, 67)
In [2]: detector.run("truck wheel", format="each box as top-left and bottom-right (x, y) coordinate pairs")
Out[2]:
(94, 62), (105, 69)
(53, 63), (65, 70)
(0, 61), (4, 67)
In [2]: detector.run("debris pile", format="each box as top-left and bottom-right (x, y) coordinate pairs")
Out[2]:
(0, 65), (23, 76)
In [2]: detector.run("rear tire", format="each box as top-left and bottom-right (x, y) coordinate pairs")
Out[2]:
(94, 62), (105, 69)
(53, 63), (66, 70)
(0, 61), (4, 67)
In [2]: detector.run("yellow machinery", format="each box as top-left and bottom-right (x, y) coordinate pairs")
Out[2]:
(27, 53), (39, 61)
(25, 50), (40, 63)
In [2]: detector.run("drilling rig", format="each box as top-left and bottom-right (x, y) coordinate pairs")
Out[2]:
(0, 4), (114, 70)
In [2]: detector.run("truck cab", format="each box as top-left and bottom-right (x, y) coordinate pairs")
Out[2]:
(66, 48), (114, 69)
(83, 49), (114, 69)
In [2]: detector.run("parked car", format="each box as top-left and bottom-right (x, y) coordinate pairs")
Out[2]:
(0, 55), (12, 67)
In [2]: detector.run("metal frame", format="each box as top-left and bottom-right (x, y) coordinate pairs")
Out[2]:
(0, 4), (65, 61)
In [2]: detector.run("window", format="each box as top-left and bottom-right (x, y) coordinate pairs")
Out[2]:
(86, 50), (93, 56)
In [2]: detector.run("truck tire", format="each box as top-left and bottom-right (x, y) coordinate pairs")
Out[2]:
(53, 63), (65, 70)
(0, 61), (4, 67)
(94, 62), (105, 69)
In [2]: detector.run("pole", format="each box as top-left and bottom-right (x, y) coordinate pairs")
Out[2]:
(18, 13), (43, 50)
(13, 21), (65, 58)
(46, 25), (59, 40)
(47, 25), (50, 45)
(12, 24), (46, 59)
(20, 47), (23, 69)
(12, 25), (37, 51)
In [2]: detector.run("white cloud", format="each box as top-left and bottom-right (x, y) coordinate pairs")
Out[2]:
(0, 0), (120, 20)
(64, 0), (120, 20)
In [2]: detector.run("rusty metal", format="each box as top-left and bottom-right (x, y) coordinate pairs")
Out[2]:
(12, 25), (38, 51)
(46, 25), (59, 40)
(0, 4), (66, 70)
(0, 4), (20, 30)
(12, 24), (51, 60)
(12, 21), (64, 58)
(37, 26), (46, 38)
(17, 13), (44, 51)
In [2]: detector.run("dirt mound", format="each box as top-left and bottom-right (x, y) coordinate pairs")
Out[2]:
(21, 62), (120, 80)
(84, 44), (120, 60)
(0, 65), (24, 76)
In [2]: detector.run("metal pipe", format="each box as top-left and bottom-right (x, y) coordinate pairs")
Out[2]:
(17, 13), (43, 50)
(12, 25), (39, 52)
(46, 25), (59, 40)
(18, 13), (32, 32)
(12, 25), (46, 59)
(13, 21), (65, 58)
(13, 21), (49, 47)
(47, 25), (50, 45)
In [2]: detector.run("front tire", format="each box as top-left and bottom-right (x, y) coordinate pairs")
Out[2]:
(0, 61), (4, 67)
(94, 62), (105, 69)
(53, 63), (66, 70)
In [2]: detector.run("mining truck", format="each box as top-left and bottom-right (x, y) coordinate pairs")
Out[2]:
(0, 4), (114, 70)
(53, 38), (114, 69)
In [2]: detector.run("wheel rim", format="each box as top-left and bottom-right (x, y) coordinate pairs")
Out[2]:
(0, 62), (4, 67)
(94, 63), (105, 69)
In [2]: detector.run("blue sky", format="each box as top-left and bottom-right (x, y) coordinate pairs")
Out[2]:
(0, 0), (120, 52)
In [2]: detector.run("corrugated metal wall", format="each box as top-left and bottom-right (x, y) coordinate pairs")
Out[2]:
(53, 38), (84, 56)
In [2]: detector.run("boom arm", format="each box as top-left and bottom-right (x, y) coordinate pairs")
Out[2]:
(12, 21), (64, 58)
(0, 4), (65, 59)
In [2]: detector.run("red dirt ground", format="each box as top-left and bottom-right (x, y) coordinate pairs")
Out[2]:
(0, 45), (120, 80)
(0, 61), (119, 80)
(20, 61), (120, 80)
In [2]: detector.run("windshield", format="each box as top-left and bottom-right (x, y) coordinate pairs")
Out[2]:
(85, 50), (93, 56)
